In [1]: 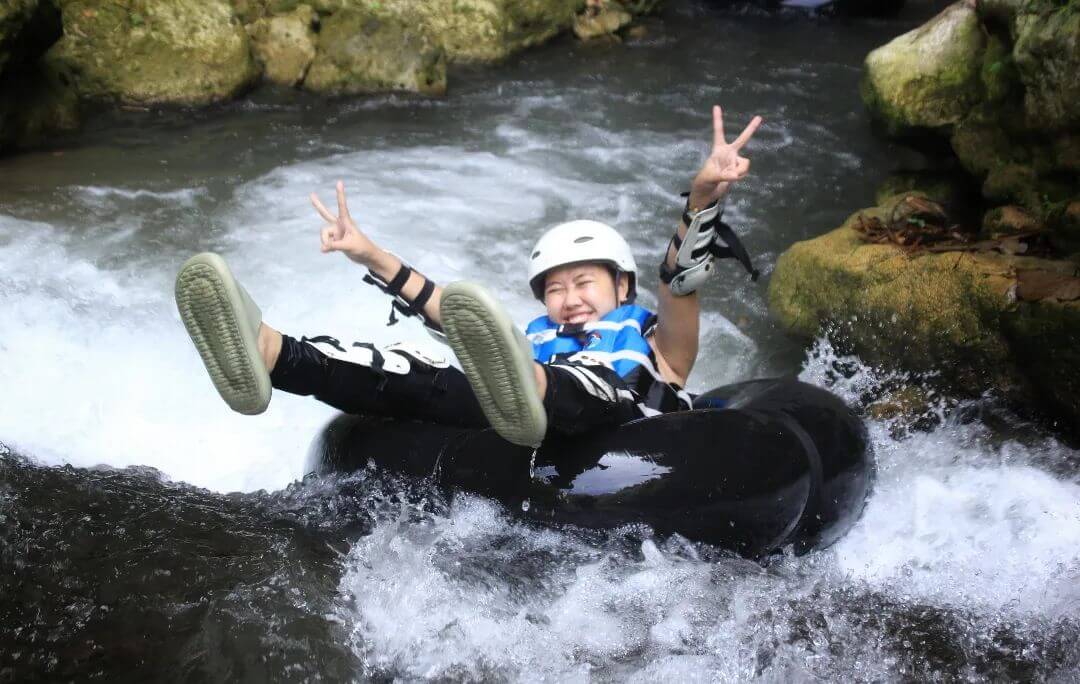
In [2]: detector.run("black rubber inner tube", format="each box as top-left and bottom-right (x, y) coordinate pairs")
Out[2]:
(311, 377), (875, 560)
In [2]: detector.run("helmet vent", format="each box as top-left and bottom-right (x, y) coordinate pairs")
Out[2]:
(531, 250), (541, 259)
(573, 236), (594, 244)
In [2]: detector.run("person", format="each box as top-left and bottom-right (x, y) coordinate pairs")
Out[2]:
(174, 105), (762, 448)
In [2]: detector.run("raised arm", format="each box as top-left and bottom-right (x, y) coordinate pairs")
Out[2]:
(652, 106), (762, 385)
(311, 181), (444, 329)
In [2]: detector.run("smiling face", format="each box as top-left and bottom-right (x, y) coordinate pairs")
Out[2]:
(542, 262), (628, 325)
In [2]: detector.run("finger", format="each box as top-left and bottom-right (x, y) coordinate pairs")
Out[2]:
(320, 226), (334, 250)
(732, 115), (763, 151)
(712, 105), (725, 149)
(719, 158), (750, 182)
(311, 192), (337, 223)
(731, 158), (750, 179)
(336, 180), (351, 220)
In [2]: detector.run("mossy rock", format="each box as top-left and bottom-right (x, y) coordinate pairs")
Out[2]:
(248, 4), (317, 86)
(768, 198), (1080, 429)
(1000, 297), (1080, 432)
(304, 7), (446, 95)
(370, 0), (581, 64)
(982, 162), (1041, 207)
(1013, 1), (1080, 131)
(43, 0), (258, 106)
(861, 1), (985, 135)
(981, 204), (1041, 237)
(949, 103), (1032, 180)
(980, 32), (1021, 104)
(769, 204), (1015, 388)
(875, 171), (968, 208)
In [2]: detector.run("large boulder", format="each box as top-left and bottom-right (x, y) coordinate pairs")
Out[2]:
(248, 4), (317, 87)
(44, 0), (259, 106)
(769, 195), (1080, 431)
(304, 7), (446, 96)
(1012, 1), (1080, 131)
(374, 0), (581, 64)
(861, 1), (985, 134)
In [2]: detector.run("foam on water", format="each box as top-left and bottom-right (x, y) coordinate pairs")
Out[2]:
(331, 340), (1080, 680)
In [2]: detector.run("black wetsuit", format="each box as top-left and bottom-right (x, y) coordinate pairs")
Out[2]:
(269, 334), (685, 436)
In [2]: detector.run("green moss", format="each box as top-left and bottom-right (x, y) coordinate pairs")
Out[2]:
(304, 6), (446, 95)
(1013, 2), (1080, 131)
(769, 203), (1080, 428)
(951, 104), (1026, 179)
(980, 33), (1021, 103)
(862, 2), (986, 135)
(44, 0), (258, 106)
(359, 0), (579, 64)
(983, 163), (1040, 206)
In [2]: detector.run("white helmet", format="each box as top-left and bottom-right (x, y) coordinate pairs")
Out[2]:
(528, 220), (637, 302)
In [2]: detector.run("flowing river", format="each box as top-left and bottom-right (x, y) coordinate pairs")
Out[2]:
(2, 1), (1079, 680)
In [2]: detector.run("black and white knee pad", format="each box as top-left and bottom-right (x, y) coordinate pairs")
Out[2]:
(304, 336), (450, 377)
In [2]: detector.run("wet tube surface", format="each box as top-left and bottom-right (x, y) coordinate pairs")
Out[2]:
(312, 378), (874, 560)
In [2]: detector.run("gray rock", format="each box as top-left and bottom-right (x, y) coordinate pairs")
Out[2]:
(44, 0), (259, 106)
(304, 7), (447, 95)
(861, 2), (985, 134)
(249, 5), (318, 87)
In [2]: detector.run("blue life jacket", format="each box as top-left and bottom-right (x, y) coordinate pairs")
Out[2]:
(525, 305), (657, 379)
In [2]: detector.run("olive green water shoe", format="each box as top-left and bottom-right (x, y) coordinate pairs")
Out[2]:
(440, 281), (547, 448)
(175, 252), (271, 415)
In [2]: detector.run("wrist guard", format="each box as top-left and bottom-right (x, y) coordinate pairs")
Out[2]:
(659, 193), (759, 296)
(659, 196), (724, 296)
(363, 261), (447, 343)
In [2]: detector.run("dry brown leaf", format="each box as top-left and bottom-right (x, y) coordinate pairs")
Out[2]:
(1016, 269), (1080, 302)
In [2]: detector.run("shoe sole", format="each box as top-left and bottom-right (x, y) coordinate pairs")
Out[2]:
(441, 282), (547, 448)
(175, 253), (271, 415)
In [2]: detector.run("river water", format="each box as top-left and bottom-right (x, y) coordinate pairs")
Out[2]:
(2, 1), (1079, 680)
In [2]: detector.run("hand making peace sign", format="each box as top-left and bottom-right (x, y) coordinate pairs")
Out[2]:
(688, 105), (763, 211)
(310, 181), (379, 265)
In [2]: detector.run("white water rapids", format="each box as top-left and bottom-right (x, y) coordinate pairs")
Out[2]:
(1, 5), (1078, 678)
